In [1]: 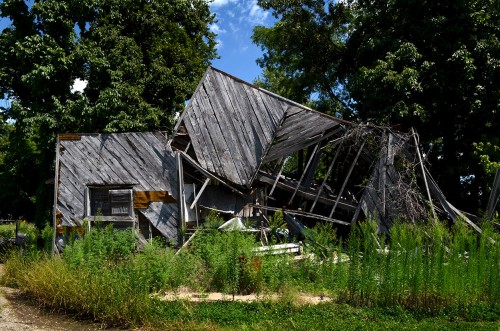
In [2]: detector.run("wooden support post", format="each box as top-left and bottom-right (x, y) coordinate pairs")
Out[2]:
(272, 158), (284, 175)
(180, 151), (244, 196)
(52, 136), (61, 256)
(269, 158), (287, 197)
(175, 229), (199, 255)
(258, 172), (357, 211)
(184, 141), (191, 153)
(177, 152), (186, 243)
(412, 128), (437, 221)
(303, 141), (324, 188)
(288, 143), (321, 205)
(310, 139), (344, 213)
(190, 178), (210, 210)
(250, 204), (351, 226)
(329, 140), (366, 218)
(487, 167), (500, 221)
(380, 133), (391, 219)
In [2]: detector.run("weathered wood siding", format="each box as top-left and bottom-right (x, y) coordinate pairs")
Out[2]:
(176, 67), (345, 187)
(56, 132), (179, 240)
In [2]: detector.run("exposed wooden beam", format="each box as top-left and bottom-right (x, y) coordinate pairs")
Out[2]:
(258, 172), (356, 211)
(303, 141), (324, 189)
(177, 152), (186, 242)
(310, 139), (344, 213)
(329, 140), (366, 218)
(248, 204), (350, 226)
(180, 151), (245, 196)
(269, 158), (287, 197)
(52, 136), (61, 256)
(412, 128), (437, 221)
(288, 142), (321, 205)
(487, 167), (500, 221)
(190, 178), (210, 210)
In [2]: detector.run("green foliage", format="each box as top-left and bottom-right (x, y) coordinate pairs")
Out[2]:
(1, 219), (499, 329)
(253, 0), (500, 212)
(474, 140), (500, 188)
(40, 223), (54, 253)
(0, 0), (217, 224)
(190, 227), (260, 294)
(63, 224), (136, 269)
(0, 221), (38, 249)
(266, 210), (287, 243)
(303, 221), (338, 259)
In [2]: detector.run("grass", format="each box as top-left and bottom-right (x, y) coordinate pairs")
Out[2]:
(0, 218), (499, 329)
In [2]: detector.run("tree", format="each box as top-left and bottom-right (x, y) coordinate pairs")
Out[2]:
(0, 0), (217, 224)
(253, 0), (354, 118)
(253, 0), (500, 213)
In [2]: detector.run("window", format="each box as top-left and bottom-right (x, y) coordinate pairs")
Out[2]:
(89, 188), (133, 217)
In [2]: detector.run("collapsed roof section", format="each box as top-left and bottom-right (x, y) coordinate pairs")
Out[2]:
(171, 67), (482, 234)
(171, 67), (348, 188)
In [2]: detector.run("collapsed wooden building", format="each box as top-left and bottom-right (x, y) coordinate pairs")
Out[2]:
(53, 67), (484, 248)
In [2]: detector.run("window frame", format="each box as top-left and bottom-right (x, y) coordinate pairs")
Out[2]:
(85, 186), (134, 220)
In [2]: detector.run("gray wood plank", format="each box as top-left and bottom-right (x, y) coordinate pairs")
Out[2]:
(218, 71), (272, 146)
(89, 135), (149, 186)
(84, 135), (153, 189)
(183, 107), (216, 173)
(139, 202), (179, 242)
(185, 97), (221, 174)
(58, 182), (85, 219)
(247, 87), (279, 141)
(62, 140), (119, 184)
(125, 133), (177, 191)
(189, 94), (229, 180)
(209, 71), (263, 163)
(264, 127), (342, 163)
(204, 72), (254, 184)
(258, 90), (288, 127)
(196, 83), (243, 184)
(210, 71), (262, 173)
(240, 84), (272, 147)
(275, 114), (337, 142)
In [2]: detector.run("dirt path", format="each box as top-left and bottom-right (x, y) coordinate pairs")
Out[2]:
(0, 264), (127, 331)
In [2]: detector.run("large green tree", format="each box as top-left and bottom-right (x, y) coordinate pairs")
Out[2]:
(253, 0), (500, 213)
(0, 0), (217, 223)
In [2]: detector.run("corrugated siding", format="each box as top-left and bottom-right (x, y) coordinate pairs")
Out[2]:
(179, 67), (345, 186)
(57, 132), (178, 228)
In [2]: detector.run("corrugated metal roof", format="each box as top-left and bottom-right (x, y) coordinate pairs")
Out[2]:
(174, 66), (347, 187)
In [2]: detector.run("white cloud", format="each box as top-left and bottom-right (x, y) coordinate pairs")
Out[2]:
(248, 0), (268, 25)
(228, 22), (240, 34)
(210, 0), (238, 7)
(71, 78), (87, 93)
(210, 23), (226, 35)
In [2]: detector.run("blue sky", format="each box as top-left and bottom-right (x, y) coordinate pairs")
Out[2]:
(209, 0), (276, 83)
(0, 16), (11, 110)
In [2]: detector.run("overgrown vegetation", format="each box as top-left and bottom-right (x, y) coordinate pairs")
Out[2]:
(1, 218), (499, 329)
(0, 221), (38, 258)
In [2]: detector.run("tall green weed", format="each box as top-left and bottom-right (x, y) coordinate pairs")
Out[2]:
(1, 217), (498, 328)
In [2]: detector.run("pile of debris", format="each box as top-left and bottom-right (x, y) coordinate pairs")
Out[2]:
(53, 67), (494, 247)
